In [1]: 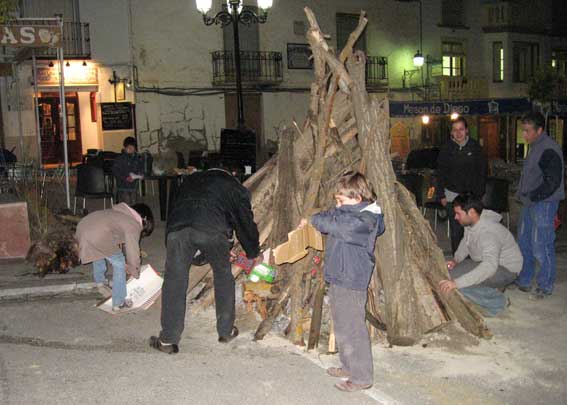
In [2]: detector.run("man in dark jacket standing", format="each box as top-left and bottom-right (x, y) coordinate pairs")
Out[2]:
(516, 112), (564, 299)
(112, 136), (144, 205)
(150, 168), (261, 353)
(437, 117), (487, 253)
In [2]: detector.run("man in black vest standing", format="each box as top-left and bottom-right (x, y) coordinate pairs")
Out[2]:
(150, 167), (261, 353)
(437, 116), (487, 253)
(516, 112), (565, 299)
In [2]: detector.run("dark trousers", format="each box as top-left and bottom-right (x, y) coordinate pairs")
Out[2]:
(329, 284), (373, 386)
(447, 202), (464, 254)
(159, 227), (234, 344)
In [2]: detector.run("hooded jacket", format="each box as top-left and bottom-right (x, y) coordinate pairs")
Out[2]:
(311, 201), (385, 291)
(75, 203), (142, 278)
(454, 209), (523, 289)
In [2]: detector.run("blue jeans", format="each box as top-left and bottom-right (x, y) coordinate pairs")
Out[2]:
(517, 201), (559, 294)
(93, 252), (127, 306)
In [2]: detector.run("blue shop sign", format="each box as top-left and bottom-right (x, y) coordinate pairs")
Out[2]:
(389, 98), (532, 117)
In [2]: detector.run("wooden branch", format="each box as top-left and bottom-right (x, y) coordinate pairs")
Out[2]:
(338, 11), (368, 63)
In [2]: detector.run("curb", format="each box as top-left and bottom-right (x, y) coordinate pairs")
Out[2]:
(0, 282), (98, 301)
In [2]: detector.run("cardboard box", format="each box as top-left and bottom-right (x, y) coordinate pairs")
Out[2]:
(273, 224), (324, 265)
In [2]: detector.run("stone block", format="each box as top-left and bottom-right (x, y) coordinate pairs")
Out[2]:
(0, 202), (31, 260)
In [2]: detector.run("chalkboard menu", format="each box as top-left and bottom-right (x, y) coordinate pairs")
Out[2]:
(101, 102), (133, 131)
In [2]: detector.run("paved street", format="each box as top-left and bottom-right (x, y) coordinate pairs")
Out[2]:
(1, 208), (567, 404)
(0, 296), (378, 405)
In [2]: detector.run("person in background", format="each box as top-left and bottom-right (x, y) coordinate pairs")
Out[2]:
(515, 111), (565, 299)
(75, 203), (154, 312)
(149, 165), (261, 354)
(299, 172), (385, 392)
(437, 116), (487, 254)
(439, 194), (522, 314)
(112, 136), (144, 206)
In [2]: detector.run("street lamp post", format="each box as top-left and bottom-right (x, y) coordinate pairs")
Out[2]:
(196, 0), (272, 129)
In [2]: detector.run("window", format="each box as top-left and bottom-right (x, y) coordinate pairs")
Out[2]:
(336, 13), (366, 53)
(513, 42), (539, 83)
(552, 50), (567, 76)
(442, 42), (465, 76)
(441, 0), (464, 27)
(493, 42), (504, 82)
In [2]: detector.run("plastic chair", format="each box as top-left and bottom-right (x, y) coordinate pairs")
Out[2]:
(74, 164), (114, 214)
(398, 173), (425, 207)
(482, 177), (510, 228)
(399, 173), (448, 235)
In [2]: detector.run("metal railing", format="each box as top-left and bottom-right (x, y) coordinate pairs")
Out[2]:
(212, 51), (283, 85)
(365, 56), (388, 89)
(439, 76), (489, 100)
(35, 22), (91, 59)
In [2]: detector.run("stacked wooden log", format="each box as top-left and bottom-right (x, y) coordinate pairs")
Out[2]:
(194, 7), (490, 346)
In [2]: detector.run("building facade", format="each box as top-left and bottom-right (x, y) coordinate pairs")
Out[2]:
(1, 0), (566, 166)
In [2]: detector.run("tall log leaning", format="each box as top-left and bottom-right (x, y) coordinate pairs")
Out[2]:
(347, 50), (489, 343)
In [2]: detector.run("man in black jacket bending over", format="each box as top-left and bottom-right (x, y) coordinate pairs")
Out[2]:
(150, 167), (261, 354)
(437, 116), (487, 253)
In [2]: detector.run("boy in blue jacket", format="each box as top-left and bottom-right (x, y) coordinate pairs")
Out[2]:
(299, 171), (385, 392)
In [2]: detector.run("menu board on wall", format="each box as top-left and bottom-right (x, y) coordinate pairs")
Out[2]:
(101, 102), (133, 131)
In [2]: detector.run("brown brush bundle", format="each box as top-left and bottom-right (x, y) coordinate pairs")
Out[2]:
(26, 233), (80, 277)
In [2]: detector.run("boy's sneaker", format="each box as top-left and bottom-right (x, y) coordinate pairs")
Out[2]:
(96, 282), (112, 299)
(112, 298), (133, 312)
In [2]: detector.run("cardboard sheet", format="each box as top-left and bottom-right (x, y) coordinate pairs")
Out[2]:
(97, 264), (163, 314)
(273, 224), (324, 265)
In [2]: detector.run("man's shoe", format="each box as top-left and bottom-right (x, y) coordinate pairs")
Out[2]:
(517, 285), (531, 293)
(149, 336), (179, 354)
(218, 326), (239, 343)
(529, 288), (549, 301)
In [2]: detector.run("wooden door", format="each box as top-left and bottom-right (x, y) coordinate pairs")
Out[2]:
(39, 94), (82, 164)
(224, 93), (264, 164)
(480, 116), (500, 161)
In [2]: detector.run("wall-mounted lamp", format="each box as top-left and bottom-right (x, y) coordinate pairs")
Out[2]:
(65, 61), (70, 67)
(450, 112), (459, 120)
(421, 115), (430, 125)
(413, 50), (424, 67)
(48, 61), (54, 67)
(82, 60), (87, 67)
(108, 70), (131, 102)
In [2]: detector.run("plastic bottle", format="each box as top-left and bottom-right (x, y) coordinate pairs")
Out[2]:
(248, 263), (276, 283)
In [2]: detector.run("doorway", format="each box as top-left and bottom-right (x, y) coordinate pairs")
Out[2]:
(39, 93), (82, 165)
(224, 93), (264, 163)
(479, 116), (500, 161)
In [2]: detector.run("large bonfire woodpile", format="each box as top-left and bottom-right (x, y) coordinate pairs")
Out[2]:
(193, 7), (490, 347)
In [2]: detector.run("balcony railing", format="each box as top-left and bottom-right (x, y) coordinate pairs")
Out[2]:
(212, 51), (283, 86)
(439, 77), (488, 100)
(35, 22), (91, 59)
(365, 56), (388, 89)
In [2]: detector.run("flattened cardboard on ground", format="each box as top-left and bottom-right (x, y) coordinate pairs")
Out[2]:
(97, 264), (163, 314)
(273, 224), (324, 265)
